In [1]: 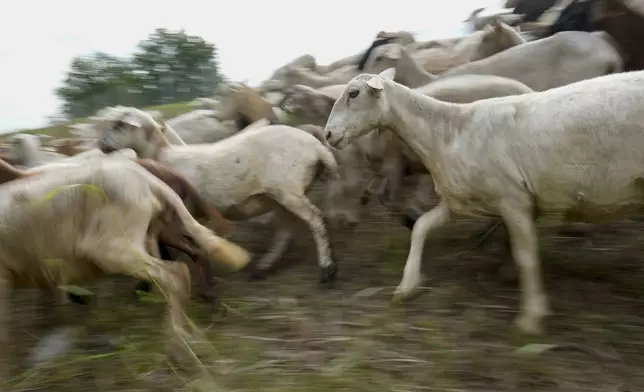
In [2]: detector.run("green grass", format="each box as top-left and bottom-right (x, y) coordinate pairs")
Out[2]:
(1, 102), (194, 141)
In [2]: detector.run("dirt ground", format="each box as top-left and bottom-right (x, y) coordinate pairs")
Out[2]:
(4, 180), (644, 392)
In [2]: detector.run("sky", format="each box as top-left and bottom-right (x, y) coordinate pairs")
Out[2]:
(0, 0), (501, 133)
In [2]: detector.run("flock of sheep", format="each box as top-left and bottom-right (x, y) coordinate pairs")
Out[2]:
(1, 5), (643, 379)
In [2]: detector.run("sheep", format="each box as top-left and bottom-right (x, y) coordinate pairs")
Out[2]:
(279, 71), (534, 199)
(94, 106), (187, 146)
(95, 106), (339, 283)
(364, 21), (526, 76)
(258, 54), (318, 93)
(102, 157), (234, 301)
(438, 30), (623, 91)
(50, 138), (94, 156)
(130, 159), (233, 304)
(309, 72), (531, 235)
(314, 36), (409, 76)
(277, 65), (364, 90)
(213, 82), (280, 130)
(465, 7), (524, 31)
(0, 158), (251, 378)
(324, 69), (644, 335)
(280, 84), (346, 126)
(166, 109), (238, 144)
(0, 154), (233, 305)
(9, 133), (67, 168)
(270, 25), (525, 92)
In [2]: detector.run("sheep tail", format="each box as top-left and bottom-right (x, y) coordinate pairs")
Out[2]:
(296, 124), (339, 180)
(146, 170), (251, 272)
(591, 31), (624, 74)
(316, 142), (339, 180)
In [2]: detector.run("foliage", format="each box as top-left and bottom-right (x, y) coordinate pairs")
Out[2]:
(55, 28), (223, 120)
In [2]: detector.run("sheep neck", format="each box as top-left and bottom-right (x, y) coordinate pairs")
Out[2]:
(397, 47), (436, 88)
(379, 80), (465, 192)
(162, 124), (187, 146)
(145, 133), (172, 160)
(293, 69), (339, 89)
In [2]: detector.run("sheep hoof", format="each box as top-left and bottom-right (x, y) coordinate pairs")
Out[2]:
(400, 215), (417, 230)
(513, 314), (545, 336)
(66, 292), (90, 305)
(391, 288), (421, 303)
(359, 195), (371, 206)
(135, 280), (152, 293)
(248, 268), (268, 281)
(320, 262), (338, 284)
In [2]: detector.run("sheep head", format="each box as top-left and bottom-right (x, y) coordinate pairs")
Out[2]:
(279, 85), (338, 125)
(95, 106), (168, 159)
(213, 82), (277, 128)
(478, 18), (525, 58)
(363, 43), (402, 74)
(324, 68), (395, 149)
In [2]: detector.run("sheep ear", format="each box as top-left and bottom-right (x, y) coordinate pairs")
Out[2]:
(315, 92), (337, 111)
(379, 68), (395, 81)
(121, 117), (142, 128)
(366, 76), (384, 92)
(158, 120), (168, 133)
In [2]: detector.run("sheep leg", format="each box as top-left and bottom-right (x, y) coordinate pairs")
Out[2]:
(249, 212), (294, 280)
(499, 201), (549, 335)
(393, 202), (452, 301)
(154, 228), (217, 303)
(134, 240), (171, 295)
(277, 195), (337, 284)
(87, 242), (193, 364)
(0, 275), (11, 383)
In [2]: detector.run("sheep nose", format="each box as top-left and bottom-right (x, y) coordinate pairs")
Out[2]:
(325, 130), (332, 140)
(97, 141), (115, 154)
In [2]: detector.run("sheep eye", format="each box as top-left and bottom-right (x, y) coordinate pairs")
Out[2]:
(348, 89), (359, 99)
(113, 120), (126, 130)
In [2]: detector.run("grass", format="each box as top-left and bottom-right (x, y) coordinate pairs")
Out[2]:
(0, 102), (194, 141)
(4, 178), (644, 391)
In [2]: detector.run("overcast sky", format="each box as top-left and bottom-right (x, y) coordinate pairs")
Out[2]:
(0, 0), (500, 133)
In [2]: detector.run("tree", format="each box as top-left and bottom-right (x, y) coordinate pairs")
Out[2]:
(55, 29), (223, 120)
(55, 52), (144, 119)
(133, 28), (222, 106)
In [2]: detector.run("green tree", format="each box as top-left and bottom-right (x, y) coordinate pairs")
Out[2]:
(132, 28), (222, 106)
(55, 52), (144, 119)
(55, 28), (222, 120)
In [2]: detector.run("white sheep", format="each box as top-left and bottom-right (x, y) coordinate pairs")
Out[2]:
(363, 21), (526, 78)
(94, 107), (340, 282)
(438, 30), (623, 91)
(166, 109), (238, 144)
(9, 133), (67, 168)
(324, 69), (644, 335)
(0, 158), (251, 378)
(94, 106), (186, 146)
(325, 74), (531, 241)
(281, 71), (533, 227)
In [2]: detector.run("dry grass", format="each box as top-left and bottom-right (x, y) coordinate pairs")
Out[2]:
(3, 178), (644, 392)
